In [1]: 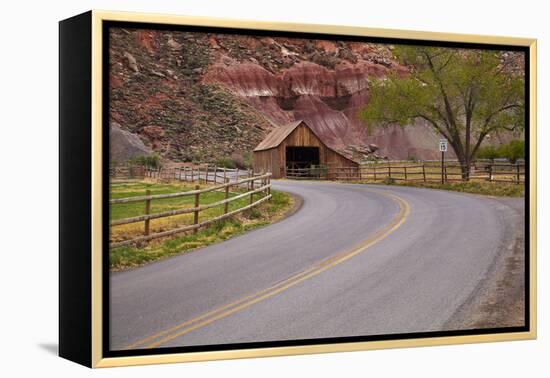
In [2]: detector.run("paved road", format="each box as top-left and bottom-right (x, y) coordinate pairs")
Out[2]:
(110, 181), (524, 350)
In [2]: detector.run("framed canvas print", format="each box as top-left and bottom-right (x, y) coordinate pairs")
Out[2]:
(59, 10), (537, 368)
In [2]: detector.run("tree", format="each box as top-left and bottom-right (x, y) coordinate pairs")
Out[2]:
(359, 46), (525, 178)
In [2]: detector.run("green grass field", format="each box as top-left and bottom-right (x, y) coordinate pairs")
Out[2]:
(109, 180), (292, 271)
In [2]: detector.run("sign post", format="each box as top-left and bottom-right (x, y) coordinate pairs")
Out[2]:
(439, 138), (448, 184)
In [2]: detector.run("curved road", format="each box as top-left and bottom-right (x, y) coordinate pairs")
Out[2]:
(110, 181), (523, 350)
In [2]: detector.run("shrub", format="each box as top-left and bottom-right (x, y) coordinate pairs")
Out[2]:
(230, 152), (252, 169)
(129, 153), (162, 169)
(476, 139), (525, 163)
(216, 157), (237, 169)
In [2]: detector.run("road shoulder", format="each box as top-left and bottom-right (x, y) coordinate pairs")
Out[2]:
(443, 196), (525, 329)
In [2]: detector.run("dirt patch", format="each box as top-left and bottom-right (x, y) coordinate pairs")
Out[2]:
(444, 197), (526, 329)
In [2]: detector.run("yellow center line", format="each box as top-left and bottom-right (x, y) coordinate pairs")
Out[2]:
(123, 264), (322, 349)
(123, 189), (410, 350)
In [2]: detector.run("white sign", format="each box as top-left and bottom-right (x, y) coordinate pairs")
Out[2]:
(439, 139), (448, 152)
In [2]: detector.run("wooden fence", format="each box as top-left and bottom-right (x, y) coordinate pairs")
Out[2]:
(109, 165), (145, 180)
(287, 162), (525, 184)
(110, 172), (272, 249)
(146, 166), (252, 186)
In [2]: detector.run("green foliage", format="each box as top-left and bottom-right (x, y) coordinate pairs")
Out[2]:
(476, 139), (525, 162)
(214, 152), (253, 170)
(230, 152), (252, 169)
(128, 153), (162, 169)
(216, 157), (237, 169)
(360, 46), (525, 167)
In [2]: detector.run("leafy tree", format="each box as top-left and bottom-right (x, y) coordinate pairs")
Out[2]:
(360, 46), (524, 177)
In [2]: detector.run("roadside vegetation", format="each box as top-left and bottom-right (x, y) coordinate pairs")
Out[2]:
(110, 181), (292, 271)
(351, 177), (524, 197)
(385, 179), (524, 197)
(476, 139), (525, 163)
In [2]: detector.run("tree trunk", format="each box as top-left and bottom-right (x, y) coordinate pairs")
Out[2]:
(461, 158), (470, 180)
(452, 144), (470, 180)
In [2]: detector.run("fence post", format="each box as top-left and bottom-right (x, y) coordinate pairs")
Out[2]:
(190, 167), (194, 182)
(250, 176), (254, 205)
(144, 189), (151, 236)
(488, 164), (493, 182)
(223, 167), (227, 183)
(214, 166), (218, 184)
(388, 166), (392, 179)
(224, 178), (230, 214)
(205, 166), (209, 184)
(193, 185), (200, 234)
(516, 163), (520, 183)
(404, 166), (408, 181)
(248, 169), (252, 191)
(373, 166), (377, 181)
(268, 174), (271, 197)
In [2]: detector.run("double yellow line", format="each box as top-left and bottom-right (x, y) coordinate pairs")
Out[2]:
(123, 189), (410, 350)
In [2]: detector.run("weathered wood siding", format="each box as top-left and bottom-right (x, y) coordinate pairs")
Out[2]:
(253, 121), (358, 178)
(253, 148), (281, 178)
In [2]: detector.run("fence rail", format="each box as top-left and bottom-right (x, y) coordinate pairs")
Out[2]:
(287, 162), (525, 184)
(109, 165), (145, 180)
(110, 172), (272, 249)
(145, 166), (252, 185)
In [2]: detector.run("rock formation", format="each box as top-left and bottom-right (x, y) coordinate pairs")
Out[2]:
(108, 28), (521, 163)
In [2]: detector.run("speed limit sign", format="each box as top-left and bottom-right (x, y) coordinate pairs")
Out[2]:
(439, 139), (448, 152)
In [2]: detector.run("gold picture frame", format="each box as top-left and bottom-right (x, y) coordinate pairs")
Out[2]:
(59, 10), (537, 368)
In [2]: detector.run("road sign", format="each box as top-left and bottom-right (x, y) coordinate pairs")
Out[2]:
(439, 139), (448, 152)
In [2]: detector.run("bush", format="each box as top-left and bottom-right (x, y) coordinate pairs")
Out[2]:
(476, 139), (525, 163)
(128, 153), (162, 169)
(216, 157), (237, 169)
(230, 152), (252, 169)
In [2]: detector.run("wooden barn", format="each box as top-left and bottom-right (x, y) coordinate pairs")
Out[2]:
(253, 120), (359, 179)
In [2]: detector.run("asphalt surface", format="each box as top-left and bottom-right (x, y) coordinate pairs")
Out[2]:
(110, 180), (524, 350)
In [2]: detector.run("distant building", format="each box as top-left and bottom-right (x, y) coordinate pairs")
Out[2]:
(253, 120), (359, 179)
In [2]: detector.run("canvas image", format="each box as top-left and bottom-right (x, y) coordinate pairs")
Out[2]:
(106, 24), (527, 354)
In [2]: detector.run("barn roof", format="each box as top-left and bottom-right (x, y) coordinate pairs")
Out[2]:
(253, 120), (304, 152)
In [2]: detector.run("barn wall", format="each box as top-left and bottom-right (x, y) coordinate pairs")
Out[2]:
(253, 148), (282, 178)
